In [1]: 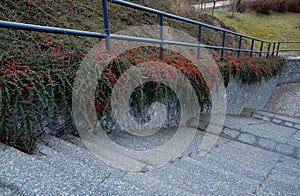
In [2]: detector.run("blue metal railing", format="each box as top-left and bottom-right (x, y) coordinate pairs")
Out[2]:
(0, 0), (299, 59)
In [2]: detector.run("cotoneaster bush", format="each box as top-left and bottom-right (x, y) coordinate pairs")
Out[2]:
(0, 40), (284, 152)
(215, 53), (284, 86)
(0, 31), (85, 152)
(0, 0), (284, 153)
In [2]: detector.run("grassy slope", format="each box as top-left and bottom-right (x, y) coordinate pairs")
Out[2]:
(0, 1), (244, 52)
(211, 10), (300, 51)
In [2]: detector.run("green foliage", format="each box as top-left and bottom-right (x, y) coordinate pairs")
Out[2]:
(216, 53), (284, 86)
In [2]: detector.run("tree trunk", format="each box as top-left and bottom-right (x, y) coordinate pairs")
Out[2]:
(231, 0), (236, 18)
(212, 0), (216, 16)
(237, 0), (242, 12)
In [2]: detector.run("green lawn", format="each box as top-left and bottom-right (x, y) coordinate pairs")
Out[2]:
(211, 11), (300, 52)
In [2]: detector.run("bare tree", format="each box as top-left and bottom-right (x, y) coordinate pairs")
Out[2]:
(211, 0), (217, 16)
(236, 0), (242, 12)
(198, 0), (205, 12)
(230, 0), (237, 18)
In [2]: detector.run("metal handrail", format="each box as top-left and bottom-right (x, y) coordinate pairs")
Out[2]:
(0, 0), (299, 58)
(0, 20), (107, 38)
(110, 0), (264, 41)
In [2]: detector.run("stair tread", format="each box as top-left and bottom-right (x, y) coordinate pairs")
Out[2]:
(244, 108), (300, 124)
(0, 143), (104, 194)
(124, 172), (193, 195)
(172, 157), (259, 194)
(39, 134), (121, 176)
(41, 135), (194, 194)
(134, 164), (228, 194)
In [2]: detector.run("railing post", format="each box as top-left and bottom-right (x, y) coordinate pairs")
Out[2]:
(266, 42), (271, 57)
(237, 35), (242, 57)
(272, 42), (276, 56)
(221, 31), (226, 59)
(102, 0), (110, 51)
(197, 25), (202, 59)
(250, 39), (254, 57)
(259, 41), (264, 57)
(159, 14), (164, 60)
(276, 42), (280, 56)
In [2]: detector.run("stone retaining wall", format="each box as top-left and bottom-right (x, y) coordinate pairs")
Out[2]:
(225, 75), (278, 115)
(44, 57), (300, 134)
(226, 57), (300, 115)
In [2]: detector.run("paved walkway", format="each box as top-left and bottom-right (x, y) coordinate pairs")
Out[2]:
(265, 82), (300, 118)
(0, 113), (299, 195)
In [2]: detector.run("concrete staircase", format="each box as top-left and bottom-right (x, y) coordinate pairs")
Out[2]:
(1, 110), (300, 195)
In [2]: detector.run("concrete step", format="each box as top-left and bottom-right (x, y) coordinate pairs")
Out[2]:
(58, 133), (240, 194)
(189, 140), (300, 194)
(0, 142), (110, 195)
(38, 134), (121, 177)
(188, 114), (300, 159)
(256, 156), (300, 195)
(192, 140), (281, 176)
(1, 109), (300, 195)
(123, 171), (193, 195)
(33, 141), (114, 189)
(242, 108), (300, 130)
(1, 135), (157, 195)
(133, 163), (230, 195)
(47, 135), (195, 195)
(172, 157), (260, 195)
(138, 139), (285, 195)
(40, 134), (194, 195)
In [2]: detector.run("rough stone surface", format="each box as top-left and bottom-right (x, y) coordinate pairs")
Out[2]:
(238, 133), (256, 144)
(275, 143), (295, 155)
(226, 75), (278, 115)
(241, 123), (296, 143)
(2, 113), (300, 194)
(224, 128), (240, 138)
(297, 149), (300, 159)
(224, 115), (264, 130)
(278, 57), (300, 85)
(275, 114), (300, 123)
(262, 116), (271, 122)
(284, 121), (294, 127)
(287, 131), (300, 148)
(265, 83), (300, 118)
(272, 118), (283, 124)
(258, 138), (276, 150)
(252, 113), (263, 119)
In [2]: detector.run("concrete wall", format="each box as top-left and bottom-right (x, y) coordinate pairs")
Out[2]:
(226, 57), (300, 115)
(225, 75), (279, 115)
